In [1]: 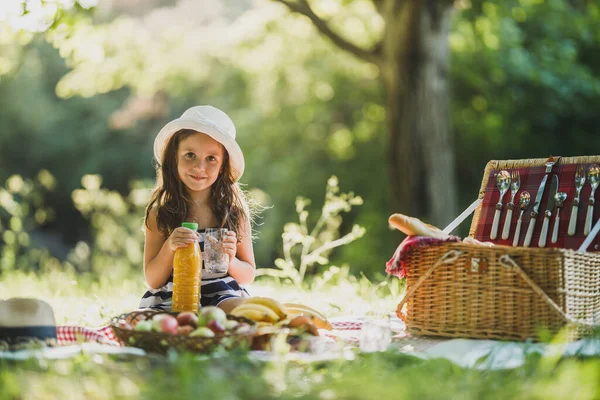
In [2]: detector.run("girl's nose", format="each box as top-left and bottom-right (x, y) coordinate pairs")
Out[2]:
(192, 160), (206, 170)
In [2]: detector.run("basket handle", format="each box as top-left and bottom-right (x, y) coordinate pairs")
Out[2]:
(498, 254), (592, 327)
(396, 250), (463, 322)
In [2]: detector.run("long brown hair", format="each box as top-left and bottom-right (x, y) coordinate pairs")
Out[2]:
(145, 129), (250, 241)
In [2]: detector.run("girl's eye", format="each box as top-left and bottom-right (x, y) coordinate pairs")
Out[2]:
(185, 152), (195, 159)
(207, 155), (217, 162)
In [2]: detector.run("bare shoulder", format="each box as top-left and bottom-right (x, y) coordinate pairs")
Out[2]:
(240, 214), (252, 239)
(145, 206), (160, 233)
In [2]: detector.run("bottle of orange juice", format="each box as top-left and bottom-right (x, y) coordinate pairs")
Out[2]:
(172, 222), (202, 312)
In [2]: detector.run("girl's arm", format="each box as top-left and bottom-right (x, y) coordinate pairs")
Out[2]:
(143, 208), (198, 289)
(226, 218), (256, 286)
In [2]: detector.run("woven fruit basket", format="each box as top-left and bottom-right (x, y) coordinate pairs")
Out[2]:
(398, 155), (600, 341)
(111, 310), (256, 354)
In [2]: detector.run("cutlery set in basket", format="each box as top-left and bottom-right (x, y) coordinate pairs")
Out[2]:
(481, 156), (600, 250)
(397, 156), (600, 341)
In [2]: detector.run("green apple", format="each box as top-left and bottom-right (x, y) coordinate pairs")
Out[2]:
(190, 327), (215, 337)
(197, 306), (227, 327)
(134, 320), (153, 332)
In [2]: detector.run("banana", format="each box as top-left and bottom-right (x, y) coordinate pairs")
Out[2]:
(230, 308), (267, 323)
(243, 297), (287, 320)
(282, 303), (327, 320)
(283, 303), (327, 320)
(255, 321), (274, 328)
(230, 303), (280, 323)
(275, 318), (292, 327)
(255, 325), (280, 336)
(283, 303), (332, 330)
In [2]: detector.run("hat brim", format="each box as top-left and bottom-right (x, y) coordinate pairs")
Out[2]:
(154, 118), (245, 181)
(0, 326), (57, 344)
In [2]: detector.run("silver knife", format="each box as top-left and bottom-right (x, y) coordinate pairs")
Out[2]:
(538, 175), (558, 248)
(524, 158), (557, 247)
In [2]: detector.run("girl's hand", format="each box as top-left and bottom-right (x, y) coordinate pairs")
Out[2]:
(166, 227), (199, 252)
(223, 230), (238, 263)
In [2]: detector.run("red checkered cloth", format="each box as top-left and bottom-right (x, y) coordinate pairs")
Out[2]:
(321, 320), (363, 344)
(57, 325), (120, 346)
(329, 320), (363, 331)
(476, 163), (600, 251)
(386, 236), (461, 278)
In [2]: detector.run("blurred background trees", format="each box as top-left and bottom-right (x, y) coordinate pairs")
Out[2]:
(1, 0), (600, 280)
(275, 0), (459, 248)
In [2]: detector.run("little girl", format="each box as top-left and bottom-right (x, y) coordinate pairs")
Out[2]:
(139, 105), (255, 314)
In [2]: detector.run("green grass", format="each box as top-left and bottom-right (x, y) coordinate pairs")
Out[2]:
(0, 269), (402, 326)
(2, 269), (600, 400)
(3, 344), (600, 400)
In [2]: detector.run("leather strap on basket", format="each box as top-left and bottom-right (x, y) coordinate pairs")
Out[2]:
(498, 254), (590, 327)
(396, 250), (463, 322)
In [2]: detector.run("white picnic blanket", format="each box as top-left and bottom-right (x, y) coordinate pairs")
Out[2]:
(420, 337), (600, 369)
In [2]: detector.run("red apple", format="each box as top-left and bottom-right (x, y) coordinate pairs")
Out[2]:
(206, 319), (225, 334)
(198, 306), (227, 327)
(177, 325), (194, 335)
(151, 314), (168, 332)
(154, 315), (178, 334)
(176, 312), (198, 328)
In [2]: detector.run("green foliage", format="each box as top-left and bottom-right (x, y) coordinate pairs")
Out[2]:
(258, 176), (365, 287)
(70, 174), (150, 278)
(2, 341), (600, 399)
(0, 171), (60, 273)
(451, 0), (600, 236)
(2, 0), (600, 273)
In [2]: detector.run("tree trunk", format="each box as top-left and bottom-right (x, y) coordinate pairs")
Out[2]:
(380, 1), (457, 227)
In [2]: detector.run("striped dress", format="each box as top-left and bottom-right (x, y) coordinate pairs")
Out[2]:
(139, 229), (249, 310)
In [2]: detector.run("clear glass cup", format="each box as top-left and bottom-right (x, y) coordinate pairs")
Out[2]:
(359, 315), (392, 353)
(204, 228), (229, 274)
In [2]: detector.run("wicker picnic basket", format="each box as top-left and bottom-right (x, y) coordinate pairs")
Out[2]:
(111, 310), (256, 354)
(397, 156), (600, 341)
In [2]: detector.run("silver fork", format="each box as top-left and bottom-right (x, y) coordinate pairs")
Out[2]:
(568, 165), (586, 235)
(490, 170), (511, 240)
(501, 170), (520, 240)
(584, 164), (600, 235)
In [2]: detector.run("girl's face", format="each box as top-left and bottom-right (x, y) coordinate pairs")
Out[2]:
(177, 132), (224, 195)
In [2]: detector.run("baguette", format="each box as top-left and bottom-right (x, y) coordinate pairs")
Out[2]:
(388, 213), (450, 240)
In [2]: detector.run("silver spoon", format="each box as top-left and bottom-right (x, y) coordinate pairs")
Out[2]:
(512, 191), (531, 246)
(584, 165), (600, 235)
(551, 192), (567, 244)
(490, 170), (511, 240)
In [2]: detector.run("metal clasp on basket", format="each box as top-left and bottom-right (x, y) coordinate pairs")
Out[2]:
(465, 256), (488, 274)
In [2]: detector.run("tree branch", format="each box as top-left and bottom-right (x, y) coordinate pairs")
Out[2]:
(274, 0), (382, 64)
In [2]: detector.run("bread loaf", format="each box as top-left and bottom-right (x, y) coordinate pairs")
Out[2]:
(388, 214), (450, 240)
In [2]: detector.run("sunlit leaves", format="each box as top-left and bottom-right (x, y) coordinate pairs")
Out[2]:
(262, 176), (364, 287)
(71, 174), (149, 270)
(46, 1), (238, 98)
(0, 172), (57, 272)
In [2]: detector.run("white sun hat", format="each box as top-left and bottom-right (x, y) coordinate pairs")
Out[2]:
(153, 105), (245, 181)
(0, 298), (57, 344)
